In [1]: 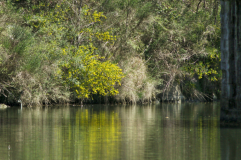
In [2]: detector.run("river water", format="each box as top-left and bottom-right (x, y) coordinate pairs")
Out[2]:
(0, 102), (240, 160)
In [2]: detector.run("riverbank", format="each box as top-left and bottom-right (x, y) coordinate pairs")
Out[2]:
(0, 0), (221, 106)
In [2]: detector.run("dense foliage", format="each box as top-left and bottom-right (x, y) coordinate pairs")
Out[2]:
(0, 0), (221, 106)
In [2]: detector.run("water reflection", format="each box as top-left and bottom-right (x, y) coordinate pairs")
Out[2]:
(0, 103), (240, 160)
(118, 103), (221, 160)
(221, 128), (241, 160)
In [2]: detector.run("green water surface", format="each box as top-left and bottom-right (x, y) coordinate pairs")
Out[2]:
(0, 102), (240, 160)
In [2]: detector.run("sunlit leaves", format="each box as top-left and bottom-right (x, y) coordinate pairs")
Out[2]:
(58, 45), (124, 98)
(23, 0), (124, 100)
(183, 47), (221, 81)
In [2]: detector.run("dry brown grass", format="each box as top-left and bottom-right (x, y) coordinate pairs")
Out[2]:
(115, 57), (156, 104)
(12, 64), (70, 107)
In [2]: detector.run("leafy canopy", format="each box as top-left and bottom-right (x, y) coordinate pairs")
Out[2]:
(25, 0), (124, 99)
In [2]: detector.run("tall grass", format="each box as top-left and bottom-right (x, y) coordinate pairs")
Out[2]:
(115, 57), (156, 103)
(0, 3), (70, 106)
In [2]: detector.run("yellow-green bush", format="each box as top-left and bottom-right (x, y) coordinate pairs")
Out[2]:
(0, 0), (124, 105)
(58, 45), (124, 99)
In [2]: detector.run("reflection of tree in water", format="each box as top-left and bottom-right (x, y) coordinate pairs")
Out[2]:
(221, 128), (241, 160)
(1, 103), (240, 160)
(0, 107), (121, 160)
(75, 108), (121, 160)
(118, 103), (221, 160)
(116, 105), (157, 160)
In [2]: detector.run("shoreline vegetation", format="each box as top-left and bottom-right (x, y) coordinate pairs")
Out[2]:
(0, 0), (221, 107)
